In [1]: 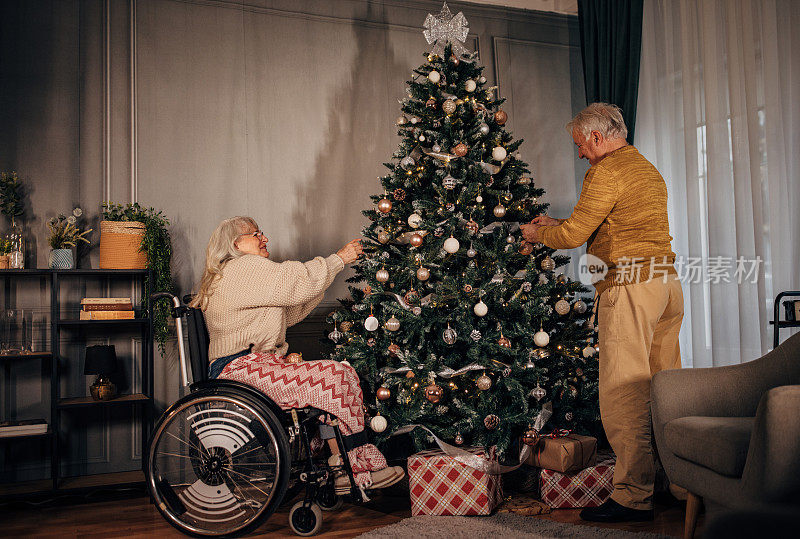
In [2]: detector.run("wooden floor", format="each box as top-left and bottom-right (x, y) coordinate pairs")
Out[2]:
(3, 487), (701, 538)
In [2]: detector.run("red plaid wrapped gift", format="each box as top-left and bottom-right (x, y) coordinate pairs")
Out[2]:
(539, 454), (615, 508)
(408, 447), (503, 516)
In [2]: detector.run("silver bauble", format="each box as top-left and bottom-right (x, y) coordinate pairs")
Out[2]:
(493, 204), (506, 218)
(573, 300), (587, 314)
(476, 374), (492, 390)
(466, 247), (477, 258)
(465, 79), (477, 92)
(396, 115), (408, 125)
(416, 267), (430, 281)
(328, 329), (342, 343)
(400, 156), (415, 169)
(442, 175), (457, 189)
(478, 122), (490, 135)
(377, 231), (391, 244)
(432, 144), (441, 152)
(531, 384), (547, 402)
(506, 235), (515, 244)
(376, 268), (389, 283)
(470, 329), (482, 341)
(442, 99), (456, 114)
(540, 256), (556, 271)
(377, 198), (393, 213)
(442, 326), (458, 345)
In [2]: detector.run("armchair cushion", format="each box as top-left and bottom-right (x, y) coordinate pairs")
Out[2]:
(664, 416), (754, 477)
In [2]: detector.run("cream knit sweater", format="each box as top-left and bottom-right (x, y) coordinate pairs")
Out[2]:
(204, 253), (344, 363)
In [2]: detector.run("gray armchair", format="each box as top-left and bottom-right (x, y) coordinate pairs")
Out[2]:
(651, 332), (800, 539)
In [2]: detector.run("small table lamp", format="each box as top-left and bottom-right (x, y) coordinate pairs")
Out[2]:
(85, 345), (117, 401)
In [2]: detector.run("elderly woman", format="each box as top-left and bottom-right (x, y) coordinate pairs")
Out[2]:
(190, 216), (403, 493)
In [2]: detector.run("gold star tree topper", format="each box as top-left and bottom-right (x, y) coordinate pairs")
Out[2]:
(423, 2), (471, 58)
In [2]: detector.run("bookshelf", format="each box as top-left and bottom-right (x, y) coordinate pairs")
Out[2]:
(0, 269), (153, 497)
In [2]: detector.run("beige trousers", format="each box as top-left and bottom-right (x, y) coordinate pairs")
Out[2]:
(597, 274), (683, 510)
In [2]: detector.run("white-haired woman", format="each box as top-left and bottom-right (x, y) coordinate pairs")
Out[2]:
(190, 216), (404, 493)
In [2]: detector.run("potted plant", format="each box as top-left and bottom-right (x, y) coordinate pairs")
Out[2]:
(0, 171), (26, 268)
(0, 238), (12, 269)
(100, 202), (173, 353)
(47, 208), (92, 269)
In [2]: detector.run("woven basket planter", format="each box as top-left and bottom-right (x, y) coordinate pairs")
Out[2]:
(0, 255), (8, 269)
(98, 221), (147, 269)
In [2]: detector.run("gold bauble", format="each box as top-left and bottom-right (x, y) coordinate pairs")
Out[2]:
(377, 231), (391, 244)
(410, 233), (424, 247)
(376, 386), (392, 400)
(519, 242), (534, 255)
(476, 374), (492, 390)
(425, 384), (444, 403)
(377, 198), (393, 213)
(522, 427), (540, 446)
(340, 321), (352, 332)
(442, 99), (457, 114)
(384, 316), (400, 331)
(493, 204), (507, 218)
(376, 268), (389, 282)
(453, 143), (468, 157)
(416, 266), (430, 281)
(494, 110), (508, 125)
(541, 256), (556, 271)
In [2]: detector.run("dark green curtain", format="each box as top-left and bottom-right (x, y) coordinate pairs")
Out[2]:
(578, 0), (644, 144)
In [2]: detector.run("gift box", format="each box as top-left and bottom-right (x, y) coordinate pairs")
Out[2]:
(525, 433), (597, 473)
(408, 446), (502, 516)
(539, 455), (615, 508)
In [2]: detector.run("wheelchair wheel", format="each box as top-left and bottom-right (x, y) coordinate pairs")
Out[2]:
(288, 501), (323, 536)
(316, 482), (343, 512)
(146, 388), (290, 537)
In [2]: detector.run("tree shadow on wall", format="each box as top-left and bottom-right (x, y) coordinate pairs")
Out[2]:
(290, 6), (413, 269)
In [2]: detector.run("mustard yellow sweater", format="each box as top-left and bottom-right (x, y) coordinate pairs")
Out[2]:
(204, 253), (344, 362)
(539, 145), (676, 295)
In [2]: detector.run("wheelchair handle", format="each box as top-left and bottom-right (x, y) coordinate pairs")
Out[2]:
(151, 292), (190, 387)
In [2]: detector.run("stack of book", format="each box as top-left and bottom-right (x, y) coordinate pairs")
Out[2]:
(80, 297), (135, 320)
(0, 419), (47, 438)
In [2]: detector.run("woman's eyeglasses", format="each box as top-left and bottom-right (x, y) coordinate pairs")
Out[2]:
(240, 230), (265, 239)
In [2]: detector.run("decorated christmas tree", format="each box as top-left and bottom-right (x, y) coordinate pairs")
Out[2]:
(326, 3), (600, 456)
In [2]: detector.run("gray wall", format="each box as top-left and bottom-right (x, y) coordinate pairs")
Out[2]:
(0, 0), (584, 480)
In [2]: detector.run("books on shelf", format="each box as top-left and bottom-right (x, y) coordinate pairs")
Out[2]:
(0, 419), (47, 437)
(81, 298), (134, 310)
(79, 310), (135, 320)
(80, 298), (134, 320)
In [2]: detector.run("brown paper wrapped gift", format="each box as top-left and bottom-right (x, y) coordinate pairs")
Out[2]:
(525, 433), (597, 473)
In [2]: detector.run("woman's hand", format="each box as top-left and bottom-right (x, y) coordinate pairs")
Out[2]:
(531, 214), (560, 226)
(337, 239), (363, 264)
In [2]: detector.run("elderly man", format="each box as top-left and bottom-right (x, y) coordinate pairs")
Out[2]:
(521, 103), (683, 523)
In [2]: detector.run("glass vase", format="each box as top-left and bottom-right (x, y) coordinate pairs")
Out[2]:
(7, 218), (25, 269)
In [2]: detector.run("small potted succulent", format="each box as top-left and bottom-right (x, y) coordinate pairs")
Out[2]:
(0, 238), (13, 269)
(47, 208), (92, 269)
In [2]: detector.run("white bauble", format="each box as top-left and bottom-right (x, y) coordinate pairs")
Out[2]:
(408, 213), (423, 228)
(466, 247), (477, 258)
(370, 415), (388, 433)
(555, 299), (571, 315)
(364, 316), (379, 332)
(473, 301), (488, 317)
(533, 330), (550, 347)
(492, 146), (507, 161)
(443, 237), (460, 253)
(410, 116), (419, 124)
(479, 76), (487, 83)
(428, 70), (441, 83)
(465, 79), (477, 92)
(476, 195), (483, 203)
(478, 123), (490, 136)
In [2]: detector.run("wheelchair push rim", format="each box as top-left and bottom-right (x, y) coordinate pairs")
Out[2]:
(147, 392), (288, 536)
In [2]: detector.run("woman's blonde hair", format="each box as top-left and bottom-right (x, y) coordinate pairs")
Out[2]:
(189, 216), (259, 310)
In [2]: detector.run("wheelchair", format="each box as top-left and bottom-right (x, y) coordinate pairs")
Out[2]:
(146, 293), (369, 536)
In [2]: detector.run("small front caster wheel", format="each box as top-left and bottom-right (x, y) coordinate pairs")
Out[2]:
(289, 501), (323, 536)
(317, 483), (344, 512)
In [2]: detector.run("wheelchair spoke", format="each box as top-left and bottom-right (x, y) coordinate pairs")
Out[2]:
(223, 467), (273, 496)
(166, 430), (208, 457)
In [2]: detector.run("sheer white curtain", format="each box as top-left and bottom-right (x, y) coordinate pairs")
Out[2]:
(636, 0), (800, 367)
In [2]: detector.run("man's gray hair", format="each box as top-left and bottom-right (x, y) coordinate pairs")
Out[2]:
(566, 102), (628, 141)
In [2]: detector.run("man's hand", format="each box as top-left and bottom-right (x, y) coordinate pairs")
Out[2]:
(520, 222), (543, 243)
(531, 214), (560, 226)
(337, 239), (363, 264)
